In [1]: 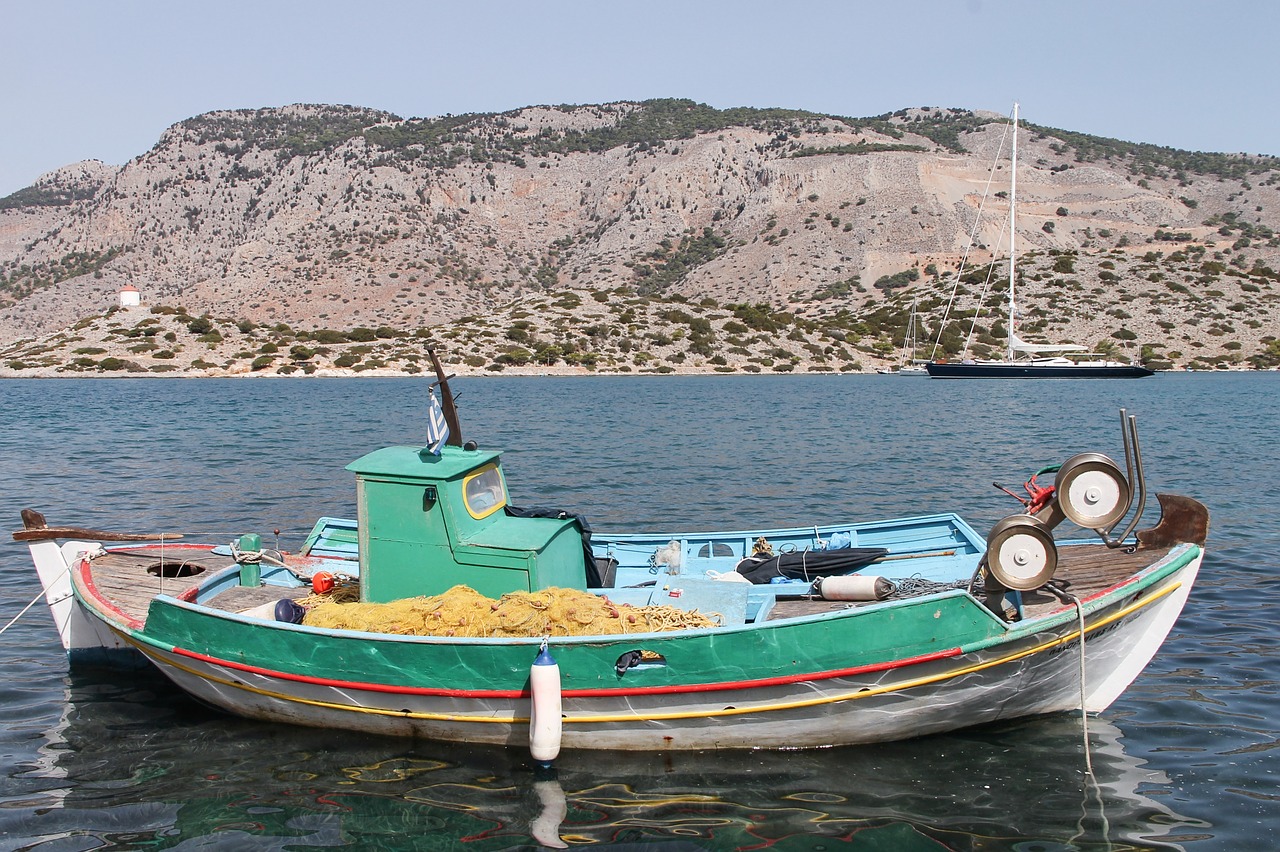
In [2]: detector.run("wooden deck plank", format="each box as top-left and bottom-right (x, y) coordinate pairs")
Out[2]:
(83, 546), (223, 624)
(85, 545), (321, 624)
(209, 584), (312, 613)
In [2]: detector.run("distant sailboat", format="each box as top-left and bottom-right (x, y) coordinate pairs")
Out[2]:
(926, 104), (1153, 379)
(879, 301), (928, 375)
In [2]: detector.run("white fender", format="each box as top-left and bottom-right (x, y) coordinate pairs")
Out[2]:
(238, 601), (281, 621)
(529, 645), (562, 764)
(815, 574), (895, 601)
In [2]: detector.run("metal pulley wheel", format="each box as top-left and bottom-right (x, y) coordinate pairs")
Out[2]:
(1054, 452), (1131, 530)
(986, 514), (1058, 591)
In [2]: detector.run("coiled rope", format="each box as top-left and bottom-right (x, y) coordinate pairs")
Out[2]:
(887, 574), (981, 599)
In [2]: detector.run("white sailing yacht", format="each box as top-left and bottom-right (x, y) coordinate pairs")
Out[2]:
(926, 104), (1153, 379)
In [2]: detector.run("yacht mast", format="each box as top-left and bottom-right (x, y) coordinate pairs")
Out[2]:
(1007, 102), (1019, 362)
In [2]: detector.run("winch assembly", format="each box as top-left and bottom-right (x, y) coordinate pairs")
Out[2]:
(982, 409), (1148, 607)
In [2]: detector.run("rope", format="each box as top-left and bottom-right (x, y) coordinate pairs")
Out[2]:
(1070, 591), (1095, 778)
(229, 541), (263, 563)
(1042, 580), (1095, 780)
(891, 569), (1096, 783)
(1057, 587), (1104, 848)
(1, 564), (71, 636)
(228, 541), (296, 573)
(929, 116), (1013, 361)
(895, 570), (1097, 788)
(959, 219), (1009, 357)
(887, 574), (978, 599)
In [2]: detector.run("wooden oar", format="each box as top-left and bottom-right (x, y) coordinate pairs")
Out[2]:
(11, 508), (183, 543)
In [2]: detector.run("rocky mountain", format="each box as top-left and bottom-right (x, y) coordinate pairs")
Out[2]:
(2, 99), (1279, 375)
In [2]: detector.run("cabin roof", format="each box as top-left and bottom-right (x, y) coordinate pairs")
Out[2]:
(346, 445), (501, 480)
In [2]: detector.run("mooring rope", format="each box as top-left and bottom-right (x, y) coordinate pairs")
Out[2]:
(0, 564), (70, 637)
(1071, 592), (1095, 778)
(1066, 586), (1108, 848)
(229, 541), (294, 571)
(893, 571), (1092, 779)
(1043, 580), (1096, 779)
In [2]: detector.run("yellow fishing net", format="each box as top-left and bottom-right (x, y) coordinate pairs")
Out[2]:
(301, 584), (722, 637)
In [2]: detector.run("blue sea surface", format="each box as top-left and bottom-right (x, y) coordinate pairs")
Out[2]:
(0, 373), (1276, 849)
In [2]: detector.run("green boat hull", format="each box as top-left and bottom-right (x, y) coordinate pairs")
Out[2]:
(89, 543), (1200, 750)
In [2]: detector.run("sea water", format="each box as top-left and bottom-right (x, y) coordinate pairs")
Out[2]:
(0, 373), (1275, 849)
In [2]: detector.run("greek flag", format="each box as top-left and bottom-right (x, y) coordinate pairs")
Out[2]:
(426, 388), (450, 455)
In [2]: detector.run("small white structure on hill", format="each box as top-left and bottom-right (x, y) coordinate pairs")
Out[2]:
(118, 285), (141, 308)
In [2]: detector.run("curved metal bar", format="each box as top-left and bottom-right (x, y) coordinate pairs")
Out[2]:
(1102, 412), (1146, 547)
(1119, 408), (1136, 497)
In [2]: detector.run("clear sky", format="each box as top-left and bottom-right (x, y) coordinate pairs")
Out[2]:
(2, 0), (1275, 197)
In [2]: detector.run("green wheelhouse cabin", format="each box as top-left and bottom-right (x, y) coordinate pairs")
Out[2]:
(346, 445), (589, 602)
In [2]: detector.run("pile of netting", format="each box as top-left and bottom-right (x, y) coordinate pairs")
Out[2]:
(301, 584), (722, 637)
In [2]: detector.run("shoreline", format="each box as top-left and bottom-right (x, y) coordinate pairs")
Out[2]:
(0, 366), (867, 379)
(0, 365), (1267, 380)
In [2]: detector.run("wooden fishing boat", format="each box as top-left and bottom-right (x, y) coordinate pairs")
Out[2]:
(18, 357), (1206, 754)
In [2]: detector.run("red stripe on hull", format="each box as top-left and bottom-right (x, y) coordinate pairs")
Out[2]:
(168, 643), (963, 700)
(75, 558), (145, 631)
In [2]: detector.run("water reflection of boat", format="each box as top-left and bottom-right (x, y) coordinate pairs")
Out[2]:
(13, 669), (1206, 850)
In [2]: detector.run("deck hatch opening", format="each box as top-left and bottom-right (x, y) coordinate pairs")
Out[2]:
(146, 561), (206, 578)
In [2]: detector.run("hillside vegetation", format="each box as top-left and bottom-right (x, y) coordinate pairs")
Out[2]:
(2, 99), (1278, 374)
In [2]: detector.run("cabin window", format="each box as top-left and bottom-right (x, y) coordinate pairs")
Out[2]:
(462, 464), (508, 519)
